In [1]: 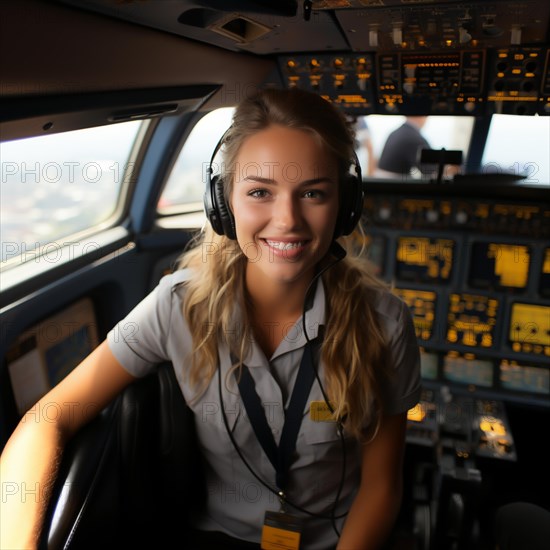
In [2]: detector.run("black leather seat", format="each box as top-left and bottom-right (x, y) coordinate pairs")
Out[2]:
(40, 363), (206, 550)
(38, 361), (428, 550)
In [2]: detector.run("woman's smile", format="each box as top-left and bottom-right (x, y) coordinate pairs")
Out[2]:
(262, 238), (310, 259)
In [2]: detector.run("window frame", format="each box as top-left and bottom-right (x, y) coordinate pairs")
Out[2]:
(0, 86), (220, 301)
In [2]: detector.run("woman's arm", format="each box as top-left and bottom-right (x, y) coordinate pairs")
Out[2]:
(337, 412), (408, 550)
(0, 341), (137, 550)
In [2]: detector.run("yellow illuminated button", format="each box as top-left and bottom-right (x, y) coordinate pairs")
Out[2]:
(407, 405), (426, 422)
(480, 417), (506, 436)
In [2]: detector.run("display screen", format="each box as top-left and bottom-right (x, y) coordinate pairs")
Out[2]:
(443, 351), (494, 387)
(394, 288), (436, 341)
(446, 293), (499, 348)
(540, 248), (550, 298)
(468, 242), (530, 290)
(395, 237), (454, 283)
(509, 303), (550, 355)
(419, 348), (439, 380)
(499, 360), (550, 395)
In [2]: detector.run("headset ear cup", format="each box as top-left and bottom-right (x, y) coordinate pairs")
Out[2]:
(335, 174), (364, 238)
(204, 126), (237, 239)
(204, 173), (222, 235)
(213, 175), (237, 239)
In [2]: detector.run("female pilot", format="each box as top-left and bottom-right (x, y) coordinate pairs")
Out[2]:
(0, 88), (420, 550)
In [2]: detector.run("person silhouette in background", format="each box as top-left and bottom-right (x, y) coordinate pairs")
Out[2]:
(376, 116), (430, 178)
(354, 116), (377, 177)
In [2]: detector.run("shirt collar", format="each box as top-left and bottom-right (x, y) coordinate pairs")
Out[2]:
(244, 278), (327, 365)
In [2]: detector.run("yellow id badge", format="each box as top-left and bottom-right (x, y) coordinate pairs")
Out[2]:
(261, 510), (302, 550)
(309, 400), (336, 422)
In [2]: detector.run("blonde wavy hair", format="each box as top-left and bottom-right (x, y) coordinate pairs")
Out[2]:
(178, 88), (389, 439)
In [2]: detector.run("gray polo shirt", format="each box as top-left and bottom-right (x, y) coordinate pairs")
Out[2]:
(107, 269), (421, 550)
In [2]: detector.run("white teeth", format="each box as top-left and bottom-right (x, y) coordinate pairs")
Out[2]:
(265, 240), (305, 251)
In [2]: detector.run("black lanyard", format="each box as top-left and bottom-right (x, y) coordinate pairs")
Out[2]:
(235, 338), (320, 491)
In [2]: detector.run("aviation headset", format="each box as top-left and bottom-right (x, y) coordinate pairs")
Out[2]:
(204, 128), (365, 240)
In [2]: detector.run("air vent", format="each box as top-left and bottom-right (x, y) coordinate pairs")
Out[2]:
(210, 15), (272, 43)
(177, 8), (219, 28)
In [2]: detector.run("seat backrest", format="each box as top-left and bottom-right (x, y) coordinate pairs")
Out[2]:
(40, 363), (205, 550)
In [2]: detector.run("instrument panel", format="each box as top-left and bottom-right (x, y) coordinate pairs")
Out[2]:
(362, 184), (550, 406)
(278, 46), (550, 115)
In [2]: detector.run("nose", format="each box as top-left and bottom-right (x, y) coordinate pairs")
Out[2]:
(273, 193), (302, 231)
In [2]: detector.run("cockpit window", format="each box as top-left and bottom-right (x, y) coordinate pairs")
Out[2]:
(1, 121), (145, 270)
(482, 114), (550, 186)
(157, 107), (235, 213)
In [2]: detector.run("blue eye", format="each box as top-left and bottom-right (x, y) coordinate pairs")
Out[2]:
(248, 188), (269, 198)
(303, 189), (325, 199)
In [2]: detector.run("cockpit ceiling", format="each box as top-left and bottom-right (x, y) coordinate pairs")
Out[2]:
(54, 0), (550, 55)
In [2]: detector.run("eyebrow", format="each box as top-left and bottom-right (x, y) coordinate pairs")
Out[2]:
(242, 175), (335, 186)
